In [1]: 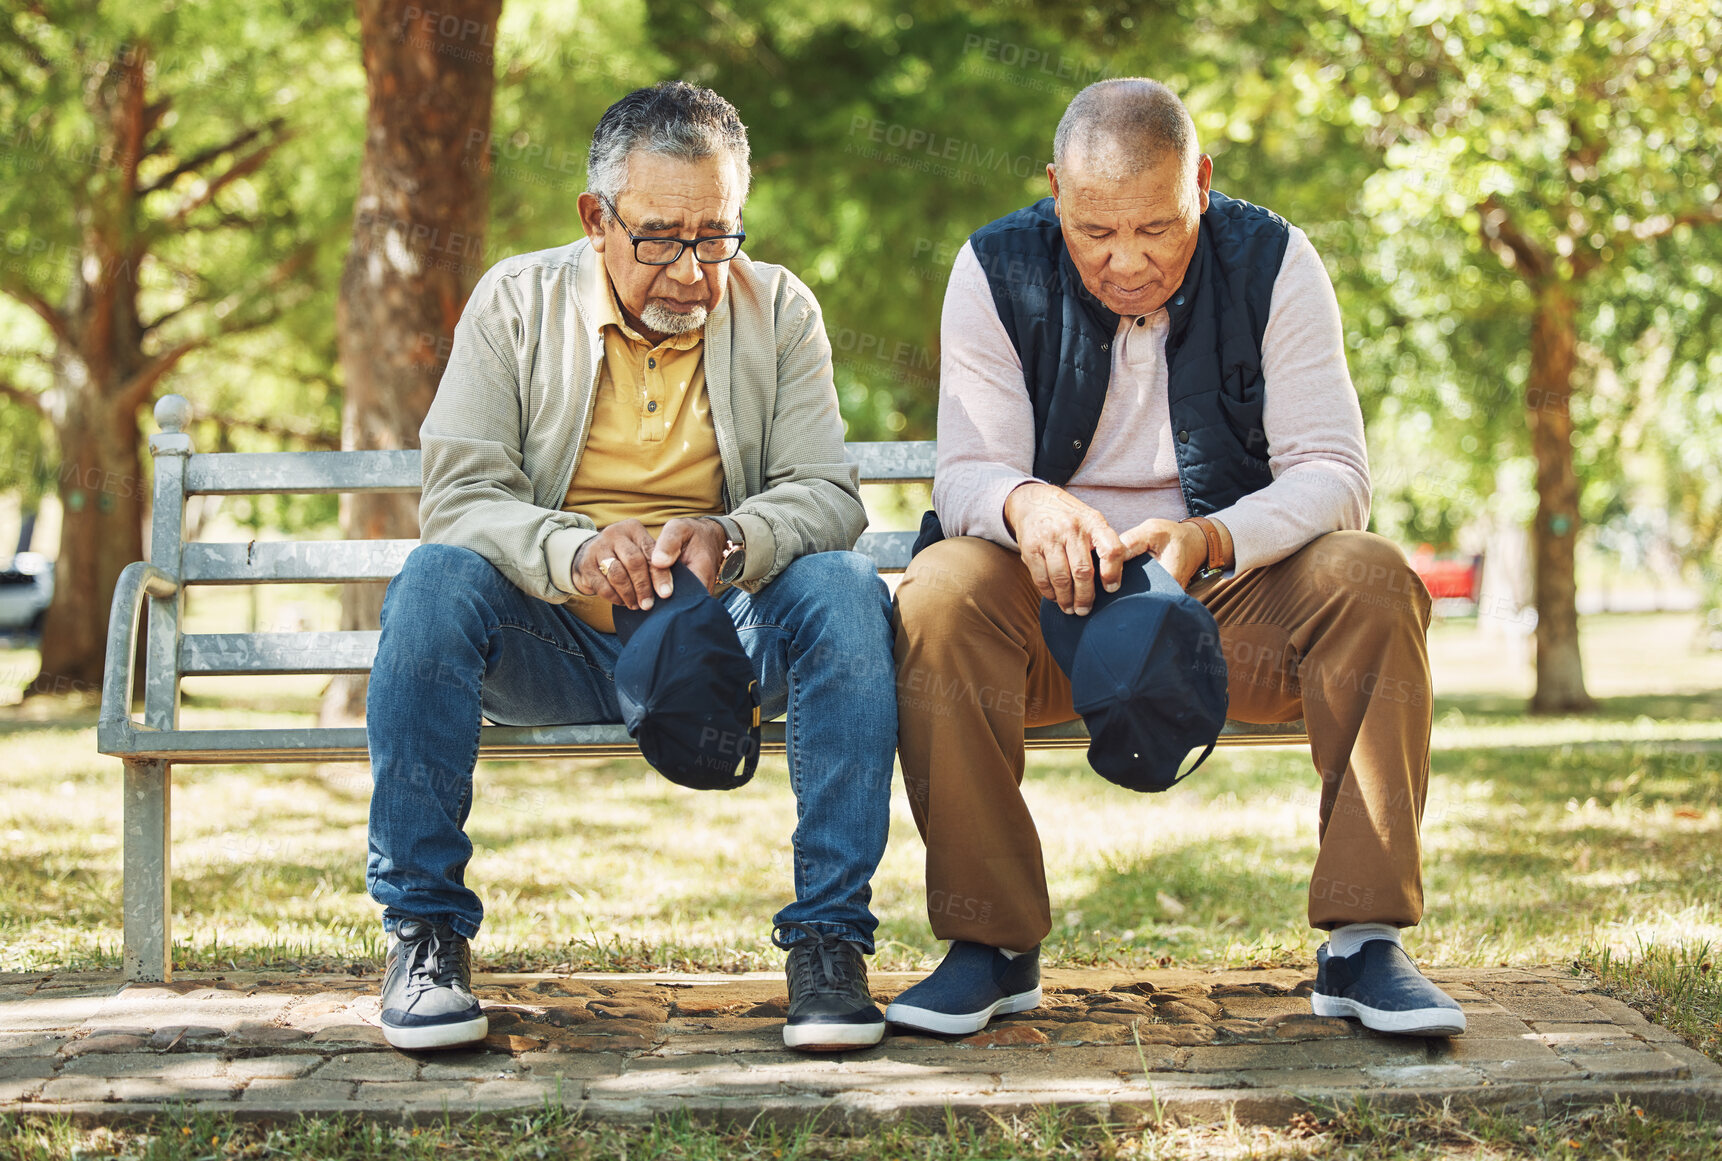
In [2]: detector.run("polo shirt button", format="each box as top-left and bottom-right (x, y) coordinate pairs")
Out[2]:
(1173, 295), (1185, 307)
(1135, 316), (1145, 326)
(1178, 429), (1190, 443)
(647, 401), (658, 412)
(648, 358), (657, 369)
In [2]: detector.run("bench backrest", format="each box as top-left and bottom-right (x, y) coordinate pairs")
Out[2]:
(134, 394), (932, 727)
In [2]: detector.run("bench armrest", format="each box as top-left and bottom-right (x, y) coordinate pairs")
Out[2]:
(97, 562), (180, 754)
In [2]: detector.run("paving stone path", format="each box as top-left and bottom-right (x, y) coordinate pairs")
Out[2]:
(2, 965), (1718, 1128)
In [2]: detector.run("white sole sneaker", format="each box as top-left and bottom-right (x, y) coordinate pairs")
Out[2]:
(885, 985), (1043, 1036)
(381, 1012), (490, 1051)
(1311, 992), (1466, 1037)
(783, 1019), (886, 1051)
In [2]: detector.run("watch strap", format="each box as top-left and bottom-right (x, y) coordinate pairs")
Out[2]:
(712, 515), (746, 584)
(713, 515), (744, 546)
(1183, 515), (1225, 575)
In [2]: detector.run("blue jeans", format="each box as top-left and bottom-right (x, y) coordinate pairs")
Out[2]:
(365, 543), (896, 950)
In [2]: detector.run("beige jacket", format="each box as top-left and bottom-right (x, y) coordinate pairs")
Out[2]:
(419, 239), (864, 603)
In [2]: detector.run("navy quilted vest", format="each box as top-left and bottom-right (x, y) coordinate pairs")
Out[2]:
(967, 191), (1287, 513)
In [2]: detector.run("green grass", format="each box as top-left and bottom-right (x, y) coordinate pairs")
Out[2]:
(2, 611), (1720, 1155)
(2, 1100), (1720, 1160)
(1, 613), (1719, 982)
(1580, 939), (1722, 1063)
(2, 722), (1715, 979)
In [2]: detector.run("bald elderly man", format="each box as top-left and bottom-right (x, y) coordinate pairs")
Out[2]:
(888, 78), (1464, 1038)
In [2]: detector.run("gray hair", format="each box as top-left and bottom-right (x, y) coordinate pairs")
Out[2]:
(1052, 78), (1197, 182)
(586, 82), (751, 203)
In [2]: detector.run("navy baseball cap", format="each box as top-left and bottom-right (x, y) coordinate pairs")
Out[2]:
(1039, 555), (1228, 793)
(612, 563), (761, 791)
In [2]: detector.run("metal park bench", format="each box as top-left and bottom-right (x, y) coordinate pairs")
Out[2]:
(98, 393), (1309, 982)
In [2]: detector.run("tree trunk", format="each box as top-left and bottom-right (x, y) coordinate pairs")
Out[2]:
(322, 0), (501, 723)
(29, 48), (153, 698)
(1525, 282), (1596, 714)
(32, 395), (147, 697)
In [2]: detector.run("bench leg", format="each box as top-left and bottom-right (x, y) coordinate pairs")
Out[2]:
(122, 759), (172, 983)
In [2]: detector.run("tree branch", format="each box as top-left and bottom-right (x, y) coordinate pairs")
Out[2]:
(115, 339), (205, 414)
(1478, 196), (1552, 282)
(0, 278), (73, 348)
(140, 302), (197, 334)
(212, 413), (339, 450)
(1616, 202), (1722, 249)
(163, 130), (290, 230)
(0, 374), (46, 414)
(140, 122), (275, 196)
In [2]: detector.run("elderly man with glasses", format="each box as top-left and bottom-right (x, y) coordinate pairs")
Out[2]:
(363, 82), (896, 1053)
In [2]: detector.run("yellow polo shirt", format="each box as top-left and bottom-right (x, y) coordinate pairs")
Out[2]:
(561, 284), (726, 632)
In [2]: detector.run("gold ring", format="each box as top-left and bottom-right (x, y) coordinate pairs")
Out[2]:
(598, 557), (617, 577)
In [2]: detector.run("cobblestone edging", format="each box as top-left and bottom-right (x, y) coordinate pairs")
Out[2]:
(1, 966), (1718, 1128)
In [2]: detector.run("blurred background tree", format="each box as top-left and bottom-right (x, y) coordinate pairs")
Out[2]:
(0, 0), (358, 693)
(321, 0), (502, 724)
(1292, 0), (1722, 711)
(1, 0), (1718, 713)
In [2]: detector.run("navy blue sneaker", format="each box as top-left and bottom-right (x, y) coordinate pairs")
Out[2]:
(884, 941), (1041, 1035)
(379, 918), (488, 1051)
(774, 923), (886, 1052)
(1312, 940), (1466, 1037)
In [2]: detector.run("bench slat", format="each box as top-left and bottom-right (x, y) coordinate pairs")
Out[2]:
(99, 717), (1304, 761)
(182, 533), (916, 584)
(186, 450), (423, 495)
(181, 631), (381, 675)
(853, 530), (916, 573)
(845, 440), (935, 482)
(103, 722), (784, 763)
(182, 540), (418, 584)
(183, 444), (934, 497)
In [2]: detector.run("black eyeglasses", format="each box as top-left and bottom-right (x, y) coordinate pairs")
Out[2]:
(601, 196), (745, 266)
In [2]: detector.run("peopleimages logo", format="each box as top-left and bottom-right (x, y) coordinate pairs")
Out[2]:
(846, 117), (1046, 182)
(960, 34), (1117, 90)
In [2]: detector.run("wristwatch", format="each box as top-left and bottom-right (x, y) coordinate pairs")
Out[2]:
(712, 516), (747, 585)
(1182, 515), (1226, 579)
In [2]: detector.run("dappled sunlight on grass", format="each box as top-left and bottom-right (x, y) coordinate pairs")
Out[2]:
(0, 610), (1717, 986)
(7, 713), (1715, 980)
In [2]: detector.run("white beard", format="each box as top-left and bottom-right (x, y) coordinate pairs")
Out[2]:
(641, 301), (708, 335)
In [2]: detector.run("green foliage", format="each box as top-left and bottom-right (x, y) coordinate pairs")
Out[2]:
(1285, 0), (1722, 548)
(0, 0), (362, 484)
(3, 0), (1720, 557)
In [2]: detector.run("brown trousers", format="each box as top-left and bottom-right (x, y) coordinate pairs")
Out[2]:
(893, 531), (1434, 951)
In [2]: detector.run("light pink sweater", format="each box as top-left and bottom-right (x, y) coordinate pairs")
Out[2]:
(932, 227), (1371, 574)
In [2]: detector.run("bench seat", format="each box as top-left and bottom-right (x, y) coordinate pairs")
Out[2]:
(98, 394), (1307, 982)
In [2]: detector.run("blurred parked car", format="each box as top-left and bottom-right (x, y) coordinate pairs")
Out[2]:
(0, 552), (54, 637)
(1408, 546), (1483, 603)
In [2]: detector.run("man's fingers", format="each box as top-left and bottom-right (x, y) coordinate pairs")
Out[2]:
(1022, 547), (1058, 606)
(1117, 524), (1154, 561)
(657, 517), (727, 595)
(650, 522), (689, 567)
(1063, 537), (1096, 615)
(648, 522), (690, 597)
(606, 538), (656, 610)
(1091, 523), (1128, 592)
(1042, 542), (1080, 614)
